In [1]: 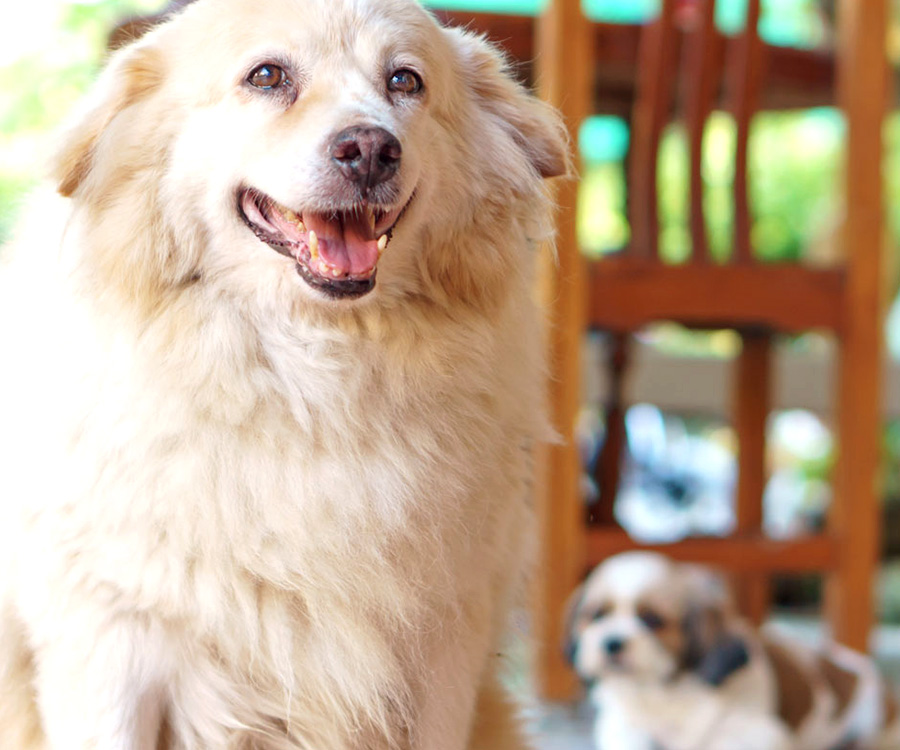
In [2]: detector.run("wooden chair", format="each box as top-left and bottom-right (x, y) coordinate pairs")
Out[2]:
(535, 0), (889, 699)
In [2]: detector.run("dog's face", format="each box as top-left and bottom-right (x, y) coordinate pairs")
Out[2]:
(567, 553), (688, 683)
(53, 0), (566, 312)
(566, 552), (740, 686)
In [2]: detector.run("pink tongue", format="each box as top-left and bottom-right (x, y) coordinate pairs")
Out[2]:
(304, 212), (379, 275)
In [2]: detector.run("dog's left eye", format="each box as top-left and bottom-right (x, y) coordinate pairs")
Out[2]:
(590, 605), (611, 621)
(638, 608), (666, 631)
(388, 69), (423, 95)
(248, 64), (288, 90)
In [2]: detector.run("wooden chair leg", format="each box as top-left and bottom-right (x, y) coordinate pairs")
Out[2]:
(827, 336), (879, 651)
(732, 330), (771, 625)
(825, 0), (886, 653)
(590, 333), (630, 527)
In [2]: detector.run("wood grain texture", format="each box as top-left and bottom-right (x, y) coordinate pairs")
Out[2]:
(727, 0), (763, 264)
(591, 334), (629, 527)
(431, 11), (838, 115)
(628, 0), (677, 260)
(586, 529), (838, 573)
(732, 332), (771, 624)
(588, 261), (846, 333)
(827, 0), (888, 653)
(683, 0), (719, 263)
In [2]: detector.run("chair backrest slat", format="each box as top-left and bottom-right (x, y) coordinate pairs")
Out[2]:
(727, 0), (763, 264)
(628, 0), (678, 260)
(683, 0), (720, 264)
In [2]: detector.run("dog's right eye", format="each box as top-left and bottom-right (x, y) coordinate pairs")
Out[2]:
(388, 69), (423, 95)
(248, 64), (288, 90)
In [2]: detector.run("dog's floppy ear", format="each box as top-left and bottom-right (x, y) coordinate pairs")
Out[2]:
(448, 29), (569, 179)
(680, 566), (749, 686)
(54, 40), (164, 197)
(682, 606), (750, 686)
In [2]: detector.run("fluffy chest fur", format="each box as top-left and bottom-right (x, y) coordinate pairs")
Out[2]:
(5, 265), (537, 595)
(0, 250), (541, 746)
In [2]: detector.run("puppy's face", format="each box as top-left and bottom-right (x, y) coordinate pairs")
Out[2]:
(567, 553), (688, 684)
(54, 0), (566, 310)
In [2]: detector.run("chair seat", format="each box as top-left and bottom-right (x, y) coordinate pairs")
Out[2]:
(586, 527), (838, 573)
(588, 259), (846, 333)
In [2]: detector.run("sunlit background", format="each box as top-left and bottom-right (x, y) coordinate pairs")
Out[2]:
(5, 0), (900, 625)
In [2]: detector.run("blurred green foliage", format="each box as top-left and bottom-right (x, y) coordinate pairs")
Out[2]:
(578, 109), (851, 265)
(0, 0), (165, 244)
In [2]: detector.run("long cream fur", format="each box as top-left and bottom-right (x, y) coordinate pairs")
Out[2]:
(0, 1), (567, 748)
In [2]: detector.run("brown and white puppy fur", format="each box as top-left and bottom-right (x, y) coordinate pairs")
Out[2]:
(0, 1), (567, 748)
(566, 552), (900, 750)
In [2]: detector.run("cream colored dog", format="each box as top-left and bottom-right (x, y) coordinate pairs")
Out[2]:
(0, 1), (567, 747)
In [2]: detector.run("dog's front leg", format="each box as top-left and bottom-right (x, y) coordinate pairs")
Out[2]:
(594, 713), (657, 750)
(33, 614), (170, 750)
(592, 685), (660, 750)
(412, 626), (488, 750)
(411, 618), (531, 750)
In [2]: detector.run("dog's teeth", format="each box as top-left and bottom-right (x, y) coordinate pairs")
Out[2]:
(309, 230), (319, 259)
(331, 268), (342, 278)
(377, 235), (388, 255)
(318, 260), (330, 275)
(367, 210), (376, 233)
(297, 219), (306, 233)
(284, 209), (299, 222)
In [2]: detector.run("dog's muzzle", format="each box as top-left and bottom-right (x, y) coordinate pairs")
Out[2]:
(238, 186), (413, 300)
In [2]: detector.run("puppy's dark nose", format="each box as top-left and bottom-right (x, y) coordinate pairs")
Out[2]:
(330, 126), (401, 192)
(604, 637), (626, 656)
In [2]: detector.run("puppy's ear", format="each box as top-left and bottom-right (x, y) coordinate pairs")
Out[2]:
(680, 566), (749, 686)
(54, 41), (164, 197)
(697, 634), (750, 686)
(682, 606), (750, 687)
(562, 583), (585, 666)
(448, 29), (570, 179)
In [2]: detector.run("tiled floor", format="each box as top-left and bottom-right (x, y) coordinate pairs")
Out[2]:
(525, 616), (900, 750)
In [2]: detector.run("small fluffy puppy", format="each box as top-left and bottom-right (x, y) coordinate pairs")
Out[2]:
(0, 1), (567, 748)
(566, 552), (900, 750)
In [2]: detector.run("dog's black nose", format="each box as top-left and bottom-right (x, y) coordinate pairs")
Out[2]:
(604, 637), (626, 656)
(330, 126), (401, 192)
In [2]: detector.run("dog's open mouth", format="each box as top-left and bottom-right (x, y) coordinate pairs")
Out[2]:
(238, 188), (411, 299)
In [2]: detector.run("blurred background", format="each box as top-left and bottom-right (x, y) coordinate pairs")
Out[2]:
(4, 1), (900, 747)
